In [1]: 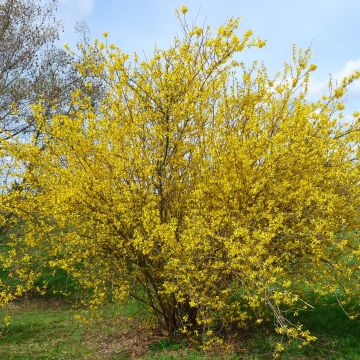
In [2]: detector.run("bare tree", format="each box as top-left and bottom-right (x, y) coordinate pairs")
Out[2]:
(0, 0), (62, 139)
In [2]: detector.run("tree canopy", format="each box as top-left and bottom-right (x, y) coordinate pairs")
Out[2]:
(1, 8), (359, 353)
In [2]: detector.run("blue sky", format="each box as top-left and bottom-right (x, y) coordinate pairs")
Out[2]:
(58, 0), (360, 111)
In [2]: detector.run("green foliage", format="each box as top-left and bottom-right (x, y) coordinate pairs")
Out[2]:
(149, 339), (183, 351)
(33, 268), (80, 299)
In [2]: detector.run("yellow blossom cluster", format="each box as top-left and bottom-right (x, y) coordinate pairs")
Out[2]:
(1, 9), (359, 351)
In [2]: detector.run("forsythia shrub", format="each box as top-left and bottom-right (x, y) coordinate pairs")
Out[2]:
(1, 8), (360, 351)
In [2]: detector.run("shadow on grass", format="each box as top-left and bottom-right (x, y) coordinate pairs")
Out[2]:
(143, 304), (359, 360)
(286, 304), (360, 360)
(1, 313), (77, 344)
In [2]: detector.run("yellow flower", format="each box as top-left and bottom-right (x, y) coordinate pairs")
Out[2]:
(4, 315), (11, 327)
(194, 26), (202, 36)
(275, 342), (285, 355)
(334, 88), (345, 98)
(103, 31), (109, 38)
(244, 29), (253, 37)
(2, 12), (359, 354)
(336, 102), (345, 110)
(180, 5), (188, 14)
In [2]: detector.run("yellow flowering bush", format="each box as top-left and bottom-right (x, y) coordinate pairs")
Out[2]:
(1, 10), (359, 350)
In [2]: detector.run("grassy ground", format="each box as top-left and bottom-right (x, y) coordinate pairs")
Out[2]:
(0, 299), (359, 360)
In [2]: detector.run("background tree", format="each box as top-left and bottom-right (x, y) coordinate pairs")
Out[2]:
(0, 0), (61, 138)
(0, 0), (106, 141)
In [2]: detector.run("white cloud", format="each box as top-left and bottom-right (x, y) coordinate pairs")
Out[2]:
(307, 78), (326, 99)
(334, 59), (360, 81)
(60, 0), (95, 17)
(308, 59), (360, 100)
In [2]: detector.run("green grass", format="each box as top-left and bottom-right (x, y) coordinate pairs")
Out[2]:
(0, 299), (148, 360)
(0, 299), (359, 359)
(0, 301), (90, 360)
